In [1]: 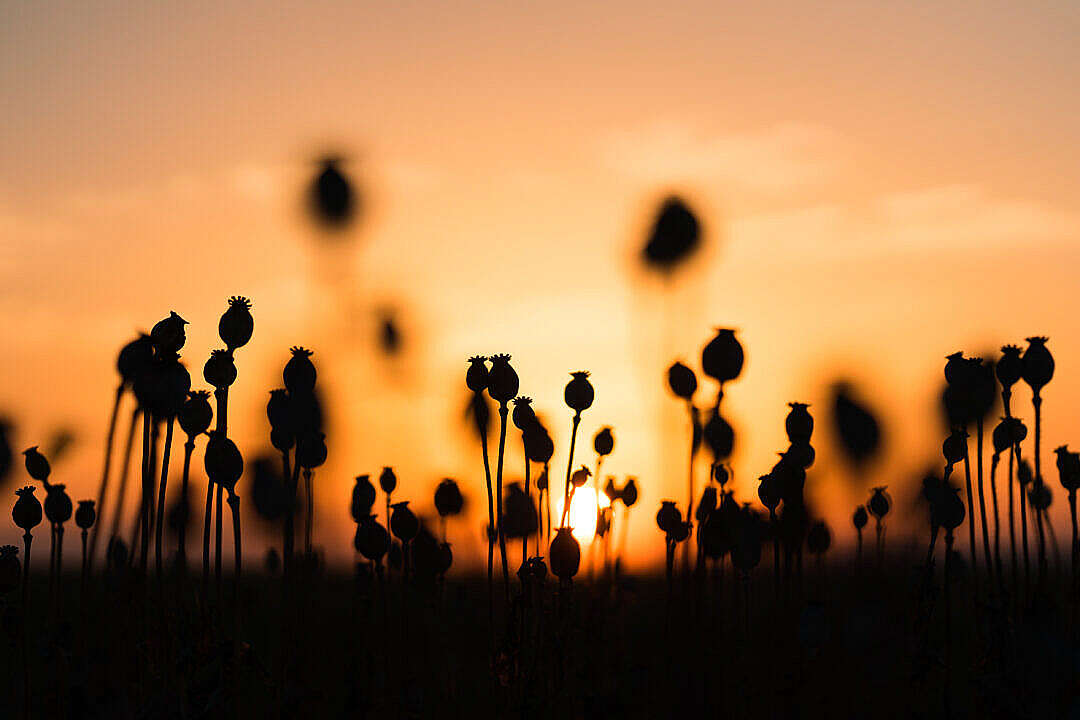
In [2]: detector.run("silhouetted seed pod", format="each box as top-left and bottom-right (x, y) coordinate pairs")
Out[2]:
(656, 501), (681, 535)
(785, 441), (815, 470)
(310, 158), (355, 227)
(852, 505), (868, 530)
(523, 425), (554, 465)
(944, 351), (966, 386)
(117, 334), (154, 386)
(701, 511), (726, 559)
(785, 403), (813, 443)
(642, 196), (700, 271)
(1007, 417), (1028, 445)
(149, 357), (191, 419)
(1021, 337), (1054, 393)
(868, 487), (891, 520)
(670, 521), (691, 543)
(13, 487), (42, 530)
(1029, 480), (1052, 511)
(486, 354), (519, 404)
(438, 542), (453, 575)
(831, 383), (882, 464)
(270, 429), (294, 453)
(527, 556), (548, 581)
(667, 361), (697, 400)
(711, 463), (729, 488)
(150, 311), (188, 354)
(266, 389), (293, 431)
(621, 478), (638, 507)
(696, 486), (717, 523)
(351, 475), (377, 523)
(297, 432), (327, 470)
(564, 372), (594, 413)
(390, 502), (419, 542)
(354, 515), (390, 561)
(596, 507), (612, 537)
(772, 455), (806, 503)
(807, 521), (831, 555)
(966, 357), (997, 421)
(466, 356), (489, 394)
(218, 296), (253, 351)
(503, 483), (538, 538)
(0, 546), (19, 594)
(603, 477), (619, 504)
(74, 500), (96, 530)
(936, 487), (965, 530)
(44, 484), (72, 524)
(203, 350), (237, 390)
(22, 447), (50, 482)
(943, 429), (967, 466)
(511, 397), (535, 431)
(758, 474), (781, 512)
(997, 345), (1023, 390)
(703, 409), (734, 461)
(571, 466), (591, 488)
(204, 432), (244, 493)
(701, 329), (744, 385)
(379, 466), (397, 494)
(992, 418), (1012, 455)
(732, 512), (762, 572)
(283, 347), (317, 396)
(536, 468), (548, 491)
(549, 527), (581, 580)
(411, 528), (441, 578)
(179, 391), (214, 438)
(1018, 459), (1034, 487)
(594, 427), (614, 457)
(434, 478), (464, 517)
(1054, 448), (1080, 491)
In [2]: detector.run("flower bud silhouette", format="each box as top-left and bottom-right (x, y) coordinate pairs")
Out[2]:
(204, 432), (244, 493)
(943, 429), (967, 467)
(785, 402), (813, 443)
(1029, 478), (1052, 511)
(853, 505), (868, 530)
(807, 521), (831, 555)
(150, 311), (188, 354)
(1055, 447), (1080, 492)
(758, 474), (781, 512)
(667, 361), (697, 400)
(701, 329), (743, 385)
(1021, 337), (1054, 393)
(354, 515), (390, 562)
(486, 354), (519, 404)
(944, 351), (966, 386)
(13, 486), (42, 531)
(390, 501), (419, 542)
(593, 427), (614, 457)
(351, 475), (377, 523)
(502, 483), (538, 539)
(0, 546), (18, 594)
(283, 347), (317, 396)
(549, 527), (580, 580)
(22, 446), (50, 482)
(620, 477), (639, 507)
(117, 334), (154, 386)
(466, 356), (489, 393)
(523, 424), (554, 464)
(656, 501), (681, 535)
(702, 408), (734, 461)
(434, 478), (464, 517)
(564, 372), (594, 413)
(44, 483), (72, 525)
(297, 432), (327, 470)
(1018, 459), (1034, 486)
(379, 466), (397, 494)
(75, 500), (96, 530)
(218, 296), (253, 351)
(571, 466), (591, 488)
(868, 487), (891, 520)
(179, 391), (214, 438)
(511, 397), (535, 431)
(713, 463), (730, 486)
(203, 349), (237, 390)
(266, 389), (293, 431)
(785, 441), (815, 470)
(935, 486), (966, 530)
(642, 196), (701, 271)
(997, 345), (1023, 390)
(830, 383), (882, 465)
(310, 157), (356, 227)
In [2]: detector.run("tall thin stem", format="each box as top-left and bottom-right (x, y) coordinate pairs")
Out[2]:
(202, 478), (214, 603)
(178, 438), (195, 572)
(89, 383), (124, 572)
(975, 418), (994, 583)
(562, 413), (582, 528)
(154, 415), (175, 580)
(1018, 443), (1031, 598)
(476, 402), (494, 625)
(304, 470), (314, 554)
(1033, 393), (1046, 587)
(107, 406), (140, 551)
(139, 411), (152, 573)
(989, 453), (1004, 592)
(495, 405), (511, 601)
(960, 433), (979, 595)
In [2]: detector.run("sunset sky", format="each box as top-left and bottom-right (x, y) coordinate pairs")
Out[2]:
(3, 1), (1080, 569)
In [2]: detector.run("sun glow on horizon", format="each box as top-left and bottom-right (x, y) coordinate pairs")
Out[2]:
(552, 487), (611, 545)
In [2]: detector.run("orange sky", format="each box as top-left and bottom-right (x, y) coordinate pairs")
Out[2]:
(3, 1), (1080, 570)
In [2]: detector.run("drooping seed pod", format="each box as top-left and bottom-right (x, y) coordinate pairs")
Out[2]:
(203, 349), (237, 390)
(296, 432), (328, 470)
(218, 296), (254, 352)
(283, 347), (317, 396)
(642, 196), (701, 272)
(523, 424), (554, 465)
(75, 500), (96, 530)
(807, 521), (831, 555)
(351, 475), (377, 523)
(354, 515), (390, 562)
(486, 354), (519, 404)
(390, 501), (419, 542)
(22, 446), (50, 482)
(667, 361), (697, 400)
(13, 486), (42, 531)
(379, 466), (397, 494)
(249, 457), (287, 522)
(997, 345), (1023, 391)
(785, 402), (813, 443)
(992, 418), (1012, 456)
(934, 486), (966, 530)
(757, 474), (781, 512)
(868, 487), (891, 520)
(564, 371), (595, 413)
(511, 397), (535, 431)
(943, 429), (967, 467)
(204, 432), (244, 493)
(0, 545), (19, 594)
(549, 527), (581, 580)
(656, 501), (681, 535)
(1021, 337), (1054, 394)
(466, 356), (489, 394)
(150, 311), (188, 354)
(43, 484), (73, 525)
(703, 409), (734, 461)
(593, 427), (614, 457)
(852, 505), (868, 530)
(620, 477), (639, 507)
(117, 334), (155, 386)
(179, 391), (214, 438)
(571, 466), (591, 488)
(696, 486), (717, 523)
(701, 328), (744, 385)
(434, 478), (464, 517)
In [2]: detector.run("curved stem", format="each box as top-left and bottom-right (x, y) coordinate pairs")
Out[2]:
(155, 415), (175, 580)
(495, 405), (510, 601)
(975, 418), (994, 583)
(476, 402), (494, 625)
(561, 413), (582, 528)
(89, 383), (124, 572)
(107, 406), (140, 548)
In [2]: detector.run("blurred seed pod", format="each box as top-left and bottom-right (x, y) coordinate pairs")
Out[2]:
(667, 361), (697, 401)
(701, 329), (743, 385)
(696, 486), (717, 524)
(868, 487), (891, 520)
(807, 521), (831, 555)
(830, 382), (882, 467)
(852, 505), (868, 530)
(354, 515), (390, 562)
(250, 456), (287, 522)
(117, 334), (155, 387)
(309, 157), (357, 228)
(296, 432), (328, 470)
(656, 501), (681, 535)
(22, 447), (50, 482)
(434, 478), (464, 517)
(757, 474), (781, 512)
(390, 501), (419, 542)
(523, 424), (554, 465)
(943, 429), (967, 467)
(620, 477), (639, 508)
(593, 427), (614, 457)
(702, 409), (734, 462)
(351, 475), (377, 523)
(502, 483), (538, 539)
(641, 196), (701, 272)
(571, 466), (591, 488)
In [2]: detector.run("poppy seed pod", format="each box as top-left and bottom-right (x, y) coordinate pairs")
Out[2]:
(351, 475), (377, 523)
(868, 487), (891, 519)
(943, 430), (967, 466)
(379, 466), (397, 494)
(852, 505), (868, 530)
(218, 296), (254, 351)
(564, 372), (594, 413)
(757, 474), (781, 511)
(22, 446), (50, 482)
(266, 389), (293, 431)
(703, 409), (734, 461)
(667, 361), (697, 400)
(390, 501), (419, 542)
(603, 476), (619, 504)
(1029, 480), (1052, 511)
(621, 477), (639, 507)
(117, 334), (155, 386)
(434, 478), (464, 517)
(270, 428), (294, 453)
(642, 196), (701, 271)
(437, 542), (453, 575)
(149, 356), (191, 419)
(935, 487), (966, 530)
(536, 467), (548, 491)
(785, 403), (814, 443)
(0, 545), (19, 594)
(1018, 459), (1034, 487)
(1021, 337), (1054, 393)
(354, 515), (390, 561)
(204, 432), (244, 493)
(486, 354), (519, 404)
(831, 383), (882, 464)
(807, 521), (831, 555)
(701, 328), (744, 384)
(943, 351), (966, 386)
(466, 356), (489, 394)
(656, 501), (682, 535)
(203, 349), (237, 390)
(696, 486), (717, 523)
(283, 347), (317, 395)
(712, 463), (730, 487)
(523, 425), (554, 465)
(44, 484), (72, 524)
(1007, 416), (1028, 445)
(179, 391), (214, 438)
(310, 158), (356, 227)
(1054, 447), (1080, 492)
(511, 397), (535, 431)
(670, 520), (691, 543)
(593, 427), (614, 457)
(997, 345), (1023, 390)
(785, 441), (815, 470)
(75, 500), (96, 530)
(571, 466), (591, 488)
(13, 487), (42, 530)
(150, 311), (188, 354)
(549, 527), (581, 580)
(297, 432), (328, 470)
